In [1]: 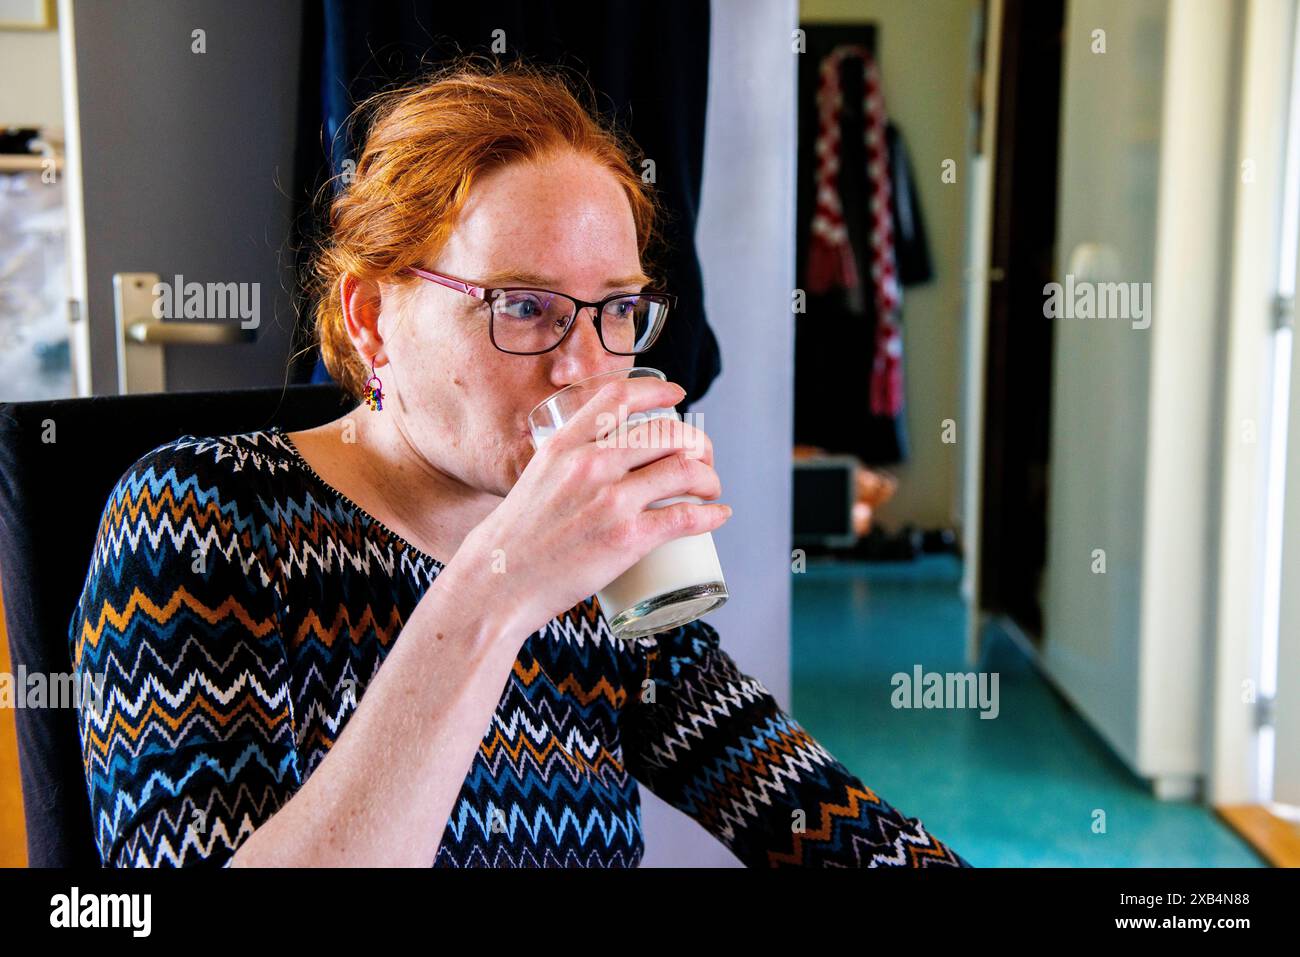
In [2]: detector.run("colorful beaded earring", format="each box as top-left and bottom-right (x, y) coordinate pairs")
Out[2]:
(364, 357), (384, 411)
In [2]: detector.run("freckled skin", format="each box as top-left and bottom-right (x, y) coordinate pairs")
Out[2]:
(292, 149), (653, 563)
(379, 149), (643, 496)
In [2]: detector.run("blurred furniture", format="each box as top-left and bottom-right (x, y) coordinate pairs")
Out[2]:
(793, 445), (898, 547)
(0, 383), (352, 866)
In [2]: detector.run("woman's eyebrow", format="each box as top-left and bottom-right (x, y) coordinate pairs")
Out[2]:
(480, 269), (651, 290)
(607, 273), (653, 290)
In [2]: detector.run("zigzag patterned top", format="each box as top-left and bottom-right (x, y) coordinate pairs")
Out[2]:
(68, 427), (971, 868)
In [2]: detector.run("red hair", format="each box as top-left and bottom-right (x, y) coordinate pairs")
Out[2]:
(306, 56), (667, 399)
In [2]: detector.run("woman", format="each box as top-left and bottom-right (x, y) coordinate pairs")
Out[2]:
(69, 59), (970, 868)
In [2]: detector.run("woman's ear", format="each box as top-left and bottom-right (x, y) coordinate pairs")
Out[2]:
(340, 273), (385, 363)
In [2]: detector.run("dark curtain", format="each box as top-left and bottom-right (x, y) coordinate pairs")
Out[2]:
(288, 0), (720, 411)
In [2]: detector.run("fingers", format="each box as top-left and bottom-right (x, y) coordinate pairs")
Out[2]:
(637, 498), (733, 545)
(595, 414), (714, 469)
(616, 450), (722, 512)
(550, 377), (685, 450)
(537, 378), (716, 499)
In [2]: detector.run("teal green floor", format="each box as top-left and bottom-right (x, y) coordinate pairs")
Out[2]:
(790, 555), (1266, 867)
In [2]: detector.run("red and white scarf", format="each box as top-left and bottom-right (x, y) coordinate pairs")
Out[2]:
(806, 44), (903, 418)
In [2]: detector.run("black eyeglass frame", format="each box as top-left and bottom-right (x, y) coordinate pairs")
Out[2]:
(402, 265), (676, 356)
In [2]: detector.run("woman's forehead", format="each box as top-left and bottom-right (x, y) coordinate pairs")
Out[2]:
(447, 221), (641, 280)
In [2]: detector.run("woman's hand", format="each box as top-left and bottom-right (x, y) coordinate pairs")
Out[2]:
(451, 376), (731, 641)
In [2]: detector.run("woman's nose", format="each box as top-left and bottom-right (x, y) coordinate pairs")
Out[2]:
(559, 305), (610, 364)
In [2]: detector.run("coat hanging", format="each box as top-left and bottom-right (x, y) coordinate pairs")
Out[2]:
(794, 36), (933, 466)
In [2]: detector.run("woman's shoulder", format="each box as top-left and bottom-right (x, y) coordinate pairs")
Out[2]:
(74, 428), (295, 657)
(112, 425), (302, 502)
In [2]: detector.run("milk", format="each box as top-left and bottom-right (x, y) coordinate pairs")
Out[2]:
(529, 411), (727, 638)
(594, 493), (727, 635)
(529, 423), (559, 447)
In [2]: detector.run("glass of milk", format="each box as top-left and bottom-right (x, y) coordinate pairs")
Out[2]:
(527, 367), (728, 640)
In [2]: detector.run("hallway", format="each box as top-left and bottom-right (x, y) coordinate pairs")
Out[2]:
(790, 556), (1264, 867)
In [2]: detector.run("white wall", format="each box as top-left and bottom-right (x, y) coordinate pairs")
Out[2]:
(1137, 0), (1234, 790)
(0, 28), (62, 128)
(637, 0), (798, 867)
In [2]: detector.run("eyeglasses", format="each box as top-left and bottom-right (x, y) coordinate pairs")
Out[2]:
(403, 265), (675, 356)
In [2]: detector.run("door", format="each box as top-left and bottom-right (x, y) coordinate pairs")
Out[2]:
(1210, 0), (1300, 810)
(977, 0), (1064, 642)
(58, 0), (304, 395)
(1275, 234), (1300, 809)
(1274, 0), (1300, 802)
(961, 0), (1066, 661)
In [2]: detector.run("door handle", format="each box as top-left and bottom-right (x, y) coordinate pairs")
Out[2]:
(112, 271), (253, 393)
(124, 319), (246, 345)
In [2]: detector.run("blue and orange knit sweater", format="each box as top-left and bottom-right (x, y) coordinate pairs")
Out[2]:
(68, 427), (970, 868)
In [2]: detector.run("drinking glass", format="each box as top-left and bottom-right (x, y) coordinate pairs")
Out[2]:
(527, 367), (729, 639)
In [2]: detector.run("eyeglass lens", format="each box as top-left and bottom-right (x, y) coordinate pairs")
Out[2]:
(489, 291), (667, 354)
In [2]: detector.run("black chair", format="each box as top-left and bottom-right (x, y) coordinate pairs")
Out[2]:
(0, 383), (353, 866)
